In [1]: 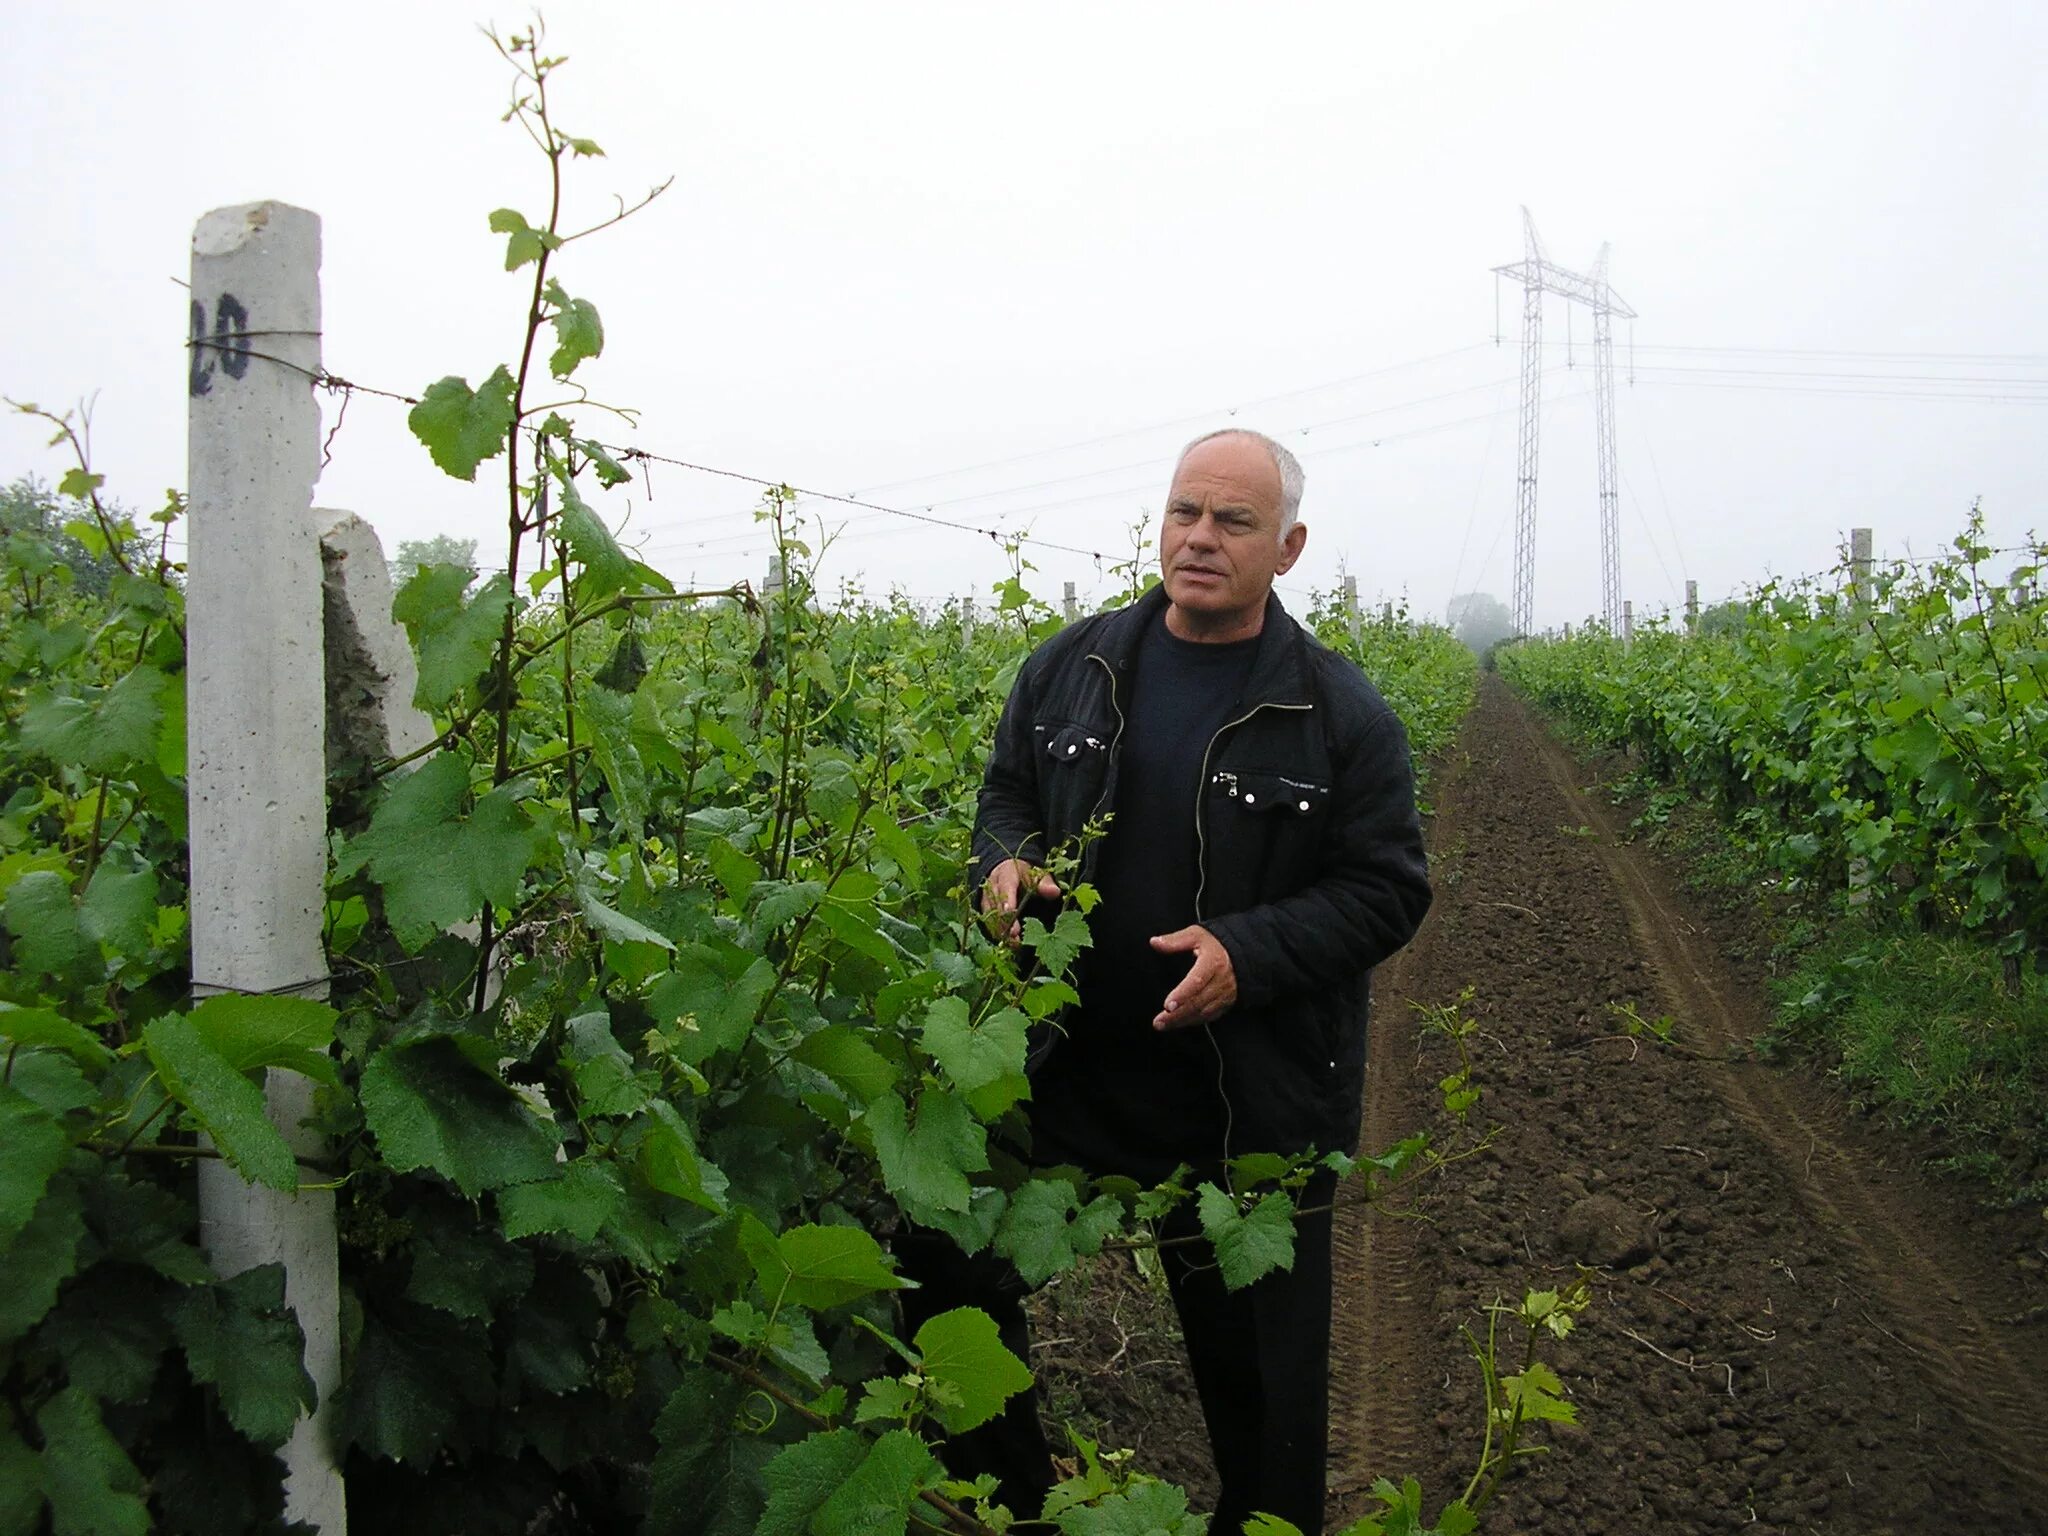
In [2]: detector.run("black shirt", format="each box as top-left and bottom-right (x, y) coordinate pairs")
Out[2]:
(1029, 610), (1260, 1180)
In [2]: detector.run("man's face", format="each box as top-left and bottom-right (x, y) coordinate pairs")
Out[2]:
(1159, 435), (1307, 625)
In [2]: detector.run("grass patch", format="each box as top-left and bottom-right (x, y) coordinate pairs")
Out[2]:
(1766, 923), (2048, 1197)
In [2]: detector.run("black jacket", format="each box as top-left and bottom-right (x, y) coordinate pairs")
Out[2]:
(971, 585), (1432, 1160)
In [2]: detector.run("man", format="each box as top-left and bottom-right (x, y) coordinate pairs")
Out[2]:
(911, 428), (1432, 1535)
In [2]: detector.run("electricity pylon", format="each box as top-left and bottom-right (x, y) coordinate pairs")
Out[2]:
(1491, 208), (1636, 634)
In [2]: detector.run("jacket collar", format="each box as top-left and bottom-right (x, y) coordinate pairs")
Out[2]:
(1089, 583), (1317, 709)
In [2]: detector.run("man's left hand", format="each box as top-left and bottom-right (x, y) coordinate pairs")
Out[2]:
(1149, 925), (1237, 1031)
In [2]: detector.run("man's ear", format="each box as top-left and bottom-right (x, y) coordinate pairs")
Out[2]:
(1275, 522), (1308, 576)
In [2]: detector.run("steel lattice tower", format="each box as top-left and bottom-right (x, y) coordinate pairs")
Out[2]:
(1492, 209), (1637, 633)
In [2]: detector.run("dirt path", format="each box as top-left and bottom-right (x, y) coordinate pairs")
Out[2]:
(1330, 674), (2048, 1535)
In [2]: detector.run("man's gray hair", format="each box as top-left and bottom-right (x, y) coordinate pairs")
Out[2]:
(1172, 428), (1306, 541)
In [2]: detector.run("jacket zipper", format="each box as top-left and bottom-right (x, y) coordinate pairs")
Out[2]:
(1191, 698), (1312, 1175)
(1080, 654), (1128, 883)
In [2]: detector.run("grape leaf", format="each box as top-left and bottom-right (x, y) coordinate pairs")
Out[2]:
(169, 1263), (315, 1448)
(1503, 1361), (1577, 1425)
(499, 1160), (625, 1243)
(543, 279), (604, 379)
(487, 207), (547, 271)
(0, 1003), (109, 1070)
(919, 998), (1028, 1096)
(338, 1297), (494, 1464)
(1054, 1480), (1202, 1536)
(746, 1222), (907, 1310)
(913, 1306), (1033, 1434)
(555, 474), (631, 596)
(1196, 1185), (1297, 1292)
(344, 752), (545, 949)
(792, 1024), (899, 1104)
(31, 1265), (173, 1404)
(648, 1369), (771, 1536)
(359, 1036), (561, 1198)
(406, 1198), (536, 1322)
(753, 879), (827, 933)
(0, 1423), (39, 1536)
(757, 1429), (868, 1536)
(865, 1088), (988, 1219)
(35, 1388), (148, 1536)
(636, 1098), (730, 1211)
(19, 665), (167, 774)
(812, 1429), (940, 1536)
(993, 1179), (1124, 1287)
(647, 946), (775, 1062)
(0, 1170), (84, 1344)
(142, 1015), (298, 1192)
(408, 366), (516, 481)
(78, 864), (157, 961)
(3, 871), (94, 979)
(0, 1084), (67, 1243)
(1021, 908), (1093, 974)
(185, 993), (339, 1086)
(391, 567), (516, 711)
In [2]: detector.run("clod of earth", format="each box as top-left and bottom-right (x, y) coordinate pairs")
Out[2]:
(1555, 1194), (1659, 1269)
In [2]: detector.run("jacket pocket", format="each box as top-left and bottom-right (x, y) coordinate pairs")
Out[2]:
(1037, 721), (1112, 765)
(1209, 769), (1330, 817)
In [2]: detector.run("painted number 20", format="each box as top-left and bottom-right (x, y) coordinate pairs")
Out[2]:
(189, 294), (251, 398)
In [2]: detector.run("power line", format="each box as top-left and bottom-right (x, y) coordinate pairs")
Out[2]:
(850, 341), (1495, 498)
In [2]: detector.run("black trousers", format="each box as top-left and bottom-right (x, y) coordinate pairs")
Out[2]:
(897, 1170), (1338, 1536)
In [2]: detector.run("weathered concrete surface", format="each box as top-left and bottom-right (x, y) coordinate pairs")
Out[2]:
(187, 200), (345, 1535)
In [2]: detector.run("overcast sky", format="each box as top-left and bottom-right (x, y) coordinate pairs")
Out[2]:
(6, 2), (2044, 629)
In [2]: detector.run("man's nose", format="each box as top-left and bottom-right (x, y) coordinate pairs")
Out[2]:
(1186, 512), (1222, 548)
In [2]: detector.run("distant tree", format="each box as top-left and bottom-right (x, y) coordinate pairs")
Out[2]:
(391, 534), (478, 586)
(0, 475), (128, 598)
(1693, 599), (1749, 638)
(1446, 591), (1516, 653)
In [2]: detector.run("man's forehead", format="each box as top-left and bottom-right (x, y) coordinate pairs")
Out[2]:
(1168, 436), (1282, 504)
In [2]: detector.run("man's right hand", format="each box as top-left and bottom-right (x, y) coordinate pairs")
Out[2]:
(981, 858), (1061, 946)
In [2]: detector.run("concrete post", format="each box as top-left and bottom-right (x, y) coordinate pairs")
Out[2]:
(1563, 622), (1572, 639)
(320, 510), (438, 775)
(764, 555), (786, 604)
(1850, 527), (1874, 606)
(1622, 600), (1634, 642)
(1381, 601), (1394, 627)
(1062, 581), (1078, 623)
(1342, 575), (1360, 644)
(1685, 580), (1699, 634)
(187, 203), (344, 1532)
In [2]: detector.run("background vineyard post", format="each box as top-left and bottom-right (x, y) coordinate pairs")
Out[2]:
(185, 201), (346, 1530)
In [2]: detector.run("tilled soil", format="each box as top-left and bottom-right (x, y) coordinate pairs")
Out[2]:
(1332, 675), (2048, 1534)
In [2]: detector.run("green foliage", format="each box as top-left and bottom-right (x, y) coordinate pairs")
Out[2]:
(1305, 594), (1478, 775)
(0, 30), (1528, 1536)
(1498, 517), (2048, 968)
(407, 367), (517, 481)
(389, 533), (478, 587)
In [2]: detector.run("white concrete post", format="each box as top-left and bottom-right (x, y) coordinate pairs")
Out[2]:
(1622, 600), (1634, 642)
(1061, 581), (1078, 623)
(1685, 580), (1699, 634)
(1341, 575), (1360, 644)
(960, 594), (975, 640)
(187, 202), (345, 1533)
(1850, 527), (1874, 606)
(1564, 621), (1572, 639)
(764, 555), (786, 604)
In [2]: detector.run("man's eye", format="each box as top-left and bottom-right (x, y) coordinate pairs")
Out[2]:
(1169, 508), (1198, 523)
